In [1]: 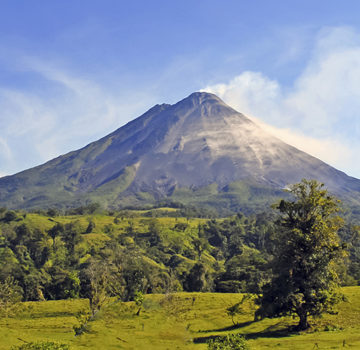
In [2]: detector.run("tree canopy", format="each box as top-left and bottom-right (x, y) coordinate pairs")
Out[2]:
(256, 179), (346, 330)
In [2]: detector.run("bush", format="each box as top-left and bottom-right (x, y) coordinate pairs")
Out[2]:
(11, 342), (70, 350)
(4, 210), (17, 223)
(73, 311), (92, 336)
(207, 334), (250, 350)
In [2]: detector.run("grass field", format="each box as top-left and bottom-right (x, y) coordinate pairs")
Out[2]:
(1, 287), (360, 350)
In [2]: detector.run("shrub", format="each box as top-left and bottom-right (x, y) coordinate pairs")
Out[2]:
(11, 342), (70, 350)
(73, 311), (92, 336)
(207, 334), (250, 350)
(4, 210), (17, 223)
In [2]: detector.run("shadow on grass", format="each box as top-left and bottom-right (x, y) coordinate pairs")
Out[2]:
(197, 321), (254, 333)
(245, 326), (300, 340)
(193, 322), (299, 344)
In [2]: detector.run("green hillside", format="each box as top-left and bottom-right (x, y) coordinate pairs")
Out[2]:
(2, 288), (360, 349)
(0, 170), (291, 216)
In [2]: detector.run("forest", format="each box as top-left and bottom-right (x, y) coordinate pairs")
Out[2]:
(0, 198), (359, 305)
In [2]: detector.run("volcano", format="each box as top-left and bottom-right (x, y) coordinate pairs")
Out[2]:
(1, 92), (360, 213)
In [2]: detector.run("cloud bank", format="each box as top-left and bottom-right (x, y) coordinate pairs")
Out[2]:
(203, 27), (360, 178)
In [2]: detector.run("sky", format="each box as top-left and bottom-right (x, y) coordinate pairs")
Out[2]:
(1, 1), (360, 178)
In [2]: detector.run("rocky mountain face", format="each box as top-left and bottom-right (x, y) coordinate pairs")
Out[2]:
(1, 92), (360, 212)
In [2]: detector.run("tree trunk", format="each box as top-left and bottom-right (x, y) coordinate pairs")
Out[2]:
(298, 311), (309, 330)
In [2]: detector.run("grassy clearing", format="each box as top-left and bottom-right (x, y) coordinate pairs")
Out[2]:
(21, 213), (206, 234)
(12, 213), (208, 254)
(2, 287), (360, 350)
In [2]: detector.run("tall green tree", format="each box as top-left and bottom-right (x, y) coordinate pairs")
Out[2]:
(256, 179), (346, 330)
(0, 276), (22, 317)
(80, 259), (109, 316)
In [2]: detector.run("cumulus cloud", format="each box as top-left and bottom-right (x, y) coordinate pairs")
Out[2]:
(203, 26), (360, 178)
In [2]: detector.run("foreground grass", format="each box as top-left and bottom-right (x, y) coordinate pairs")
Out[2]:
(2, 287), (360, 350)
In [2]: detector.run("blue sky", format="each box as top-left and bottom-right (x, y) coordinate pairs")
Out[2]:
(1, 1), (360, 178)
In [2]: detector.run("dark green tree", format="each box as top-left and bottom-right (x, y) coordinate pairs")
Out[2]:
(184, 262), (208, 292)
(148, 219), (162, 247)
(45, 267), (80, 300)
(256, 180), (346, 330)
(48, 223), (64, 250)
(61, 221), (83, 265)
(85, 220), (96, 233)
(3, 210), (17, 223)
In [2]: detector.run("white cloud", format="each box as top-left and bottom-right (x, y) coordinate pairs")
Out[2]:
(203, 26), (360, 178)
(0, 136), (12, 177)
(0, 136), (12, 159)
(0, 60), (155, 174)
(202, 72), (283, 124)
(249, 116), (353, 172)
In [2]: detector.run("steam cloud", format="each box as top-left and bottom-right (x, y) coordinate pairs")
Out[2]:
(203, 27), (360, 178)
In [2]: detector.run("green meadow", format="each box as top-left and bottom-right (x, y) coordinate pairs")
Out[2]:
(2, 287), (360, 350)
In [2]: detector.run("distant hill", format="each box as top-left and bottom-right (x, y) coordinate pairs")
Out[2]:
(1, 91), (360, 213)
